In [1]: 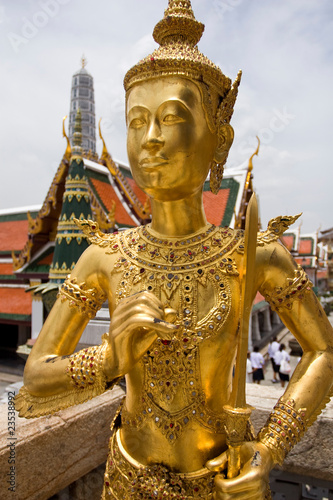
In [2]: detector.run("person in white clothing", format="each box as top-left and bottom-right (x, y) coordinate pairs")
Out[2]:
(268, 336), (280, 383)
(274, 343), (291, 388)
(250, 346), (265, 384)
(246, 351), (253, 383)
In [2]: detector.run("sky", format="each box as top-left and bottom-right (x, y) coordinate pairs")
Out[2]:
(0, 0), (332, 233)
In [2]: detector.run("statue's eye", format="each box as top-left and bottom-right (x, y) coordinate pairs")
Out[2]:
(129, 117), (145, 129)
(163, 114), (185, 124)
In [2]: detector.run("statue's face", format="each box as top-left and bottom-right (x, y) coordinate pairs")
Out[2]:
(126, 77), (217, 201)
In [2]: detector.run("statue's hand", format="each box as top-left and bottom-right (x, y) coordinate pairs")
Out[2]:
(104, 291), (178, 379)
(206, 441), (274, 500)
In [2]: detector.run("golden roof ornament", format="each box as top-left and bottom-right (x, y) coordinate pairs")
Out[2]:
(124, 0), (236, 99)
(81, 54), (87, 69)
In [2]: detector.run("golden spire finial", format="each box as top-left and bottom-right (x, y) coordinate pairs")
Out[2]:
(62, 116), (71, 159)
(248, 136), (260, 173)
(81, 54), (87, 69)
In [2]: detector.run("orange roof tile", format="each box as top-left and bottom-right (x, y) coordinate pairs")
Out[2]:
(254, 292), (265, 305)
(90, 178), (135, 226)
(0, 287), (32, 315)
(0, 263), (14, 275)
(126, 178), (148, 205)
(39, 252), (53, 265)
(281, 234), (295, 251)
(295, 257), (312, 266)
(0, 220), (29, 252)
(203, 189), (230, 226)
(299, 239), (313, 255)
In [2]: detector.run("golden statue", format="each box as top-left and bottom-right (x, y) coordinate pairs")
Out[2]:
(16, 1), (333, 499)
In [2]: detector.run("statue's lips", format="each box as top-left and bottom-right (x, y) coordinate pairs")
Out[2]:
(139, 157), (168, 168)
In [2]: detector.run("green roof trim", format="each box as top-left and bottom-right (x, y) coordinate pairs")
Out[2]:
(0, 274), (17, 280)
(0, 211), (39, 222)
(87, 168), (110, 184)
(118, 165), (132, 179)
(0, 313), (31, 322)
(252, 300), (269, 312)
(221, 178), (240, 227)
(23, 247), (54, 274)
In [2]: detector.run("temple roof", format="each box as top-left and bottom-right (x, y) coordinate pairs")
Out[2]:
(0, 287), (32, 323)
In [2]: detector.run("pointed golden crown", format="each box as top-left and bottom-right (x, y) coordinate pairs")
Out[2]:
(124, 0), (236, 101)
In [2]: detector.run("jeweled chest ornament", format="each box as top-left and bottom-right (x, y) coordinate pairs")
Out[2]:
(112, 224), (243, 346)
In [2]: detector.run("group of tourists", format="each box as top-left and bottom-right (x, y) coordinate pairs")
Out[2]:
(247, 336), (292, 387)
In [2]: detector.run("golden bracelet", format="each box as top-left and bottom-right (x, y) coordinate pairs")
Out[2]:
(58, 275), (106, 319)
(66, 343), (107, 390)
(262, 266), (312, 312)
(258, 399), (307, 465)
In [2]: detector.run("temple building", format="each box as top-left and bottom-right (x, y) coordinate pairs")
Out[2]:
(319, 227), (333, 293)
(280, 227), (330, 294)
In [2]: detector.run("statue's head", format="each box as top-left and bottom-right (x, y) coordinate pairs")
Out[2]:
(124, 0), (241, 195)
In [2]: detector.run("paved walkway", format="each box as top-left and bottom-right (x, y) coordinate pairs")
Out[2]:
(253, 327), (300, 388)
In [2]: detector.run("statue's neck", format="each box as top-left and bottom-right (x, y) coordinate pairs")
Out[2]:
(149, 189), (208, 238)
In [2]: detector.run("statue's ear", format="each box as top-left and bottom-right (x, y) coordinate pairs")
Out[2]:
(214, 124), (234, 164)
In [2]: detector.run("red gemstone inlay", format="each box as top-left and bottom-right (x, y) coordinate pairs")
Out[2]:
(162, 340), (171, 346)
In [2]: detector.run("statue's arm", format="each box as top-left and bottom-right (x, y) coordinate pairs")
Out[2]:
(16, 243), (178, 418)
(16, 244), (115, 417)
(256, 240), (333, 465)
(208, 240), (333, 499)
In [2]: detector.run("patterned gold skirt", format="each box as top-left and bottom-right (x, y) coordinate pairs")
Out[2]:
(102, 430), (215, 499)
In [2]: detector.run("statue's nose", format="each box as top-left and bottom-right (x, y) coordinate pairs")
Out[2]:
(142, 120), (164, 151)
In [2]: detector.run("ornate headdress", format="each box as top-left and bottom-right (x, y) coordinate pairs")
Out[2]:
(124, 0), (241, 194)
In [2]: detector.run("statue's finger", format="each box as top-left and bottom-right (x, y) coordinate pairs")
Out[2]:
(164, 307), (177, 323)
(206, 451), (228, 472)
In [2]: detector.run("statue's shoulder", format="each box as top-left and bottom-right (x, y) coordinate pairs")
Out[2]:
(256, 214), (302, 247)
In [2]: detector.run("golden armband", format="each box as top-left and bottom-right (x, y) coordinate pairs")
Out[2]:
(66, 342), (107, 389)
(16, 335), (119, 418)
(58, 275), (106, 319)
(261, 266), (312, 312)
(258, 399), (307, 465)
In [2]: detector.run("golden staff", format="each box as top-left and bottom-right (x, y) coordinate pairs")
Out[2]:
(223, 192), (258, 478)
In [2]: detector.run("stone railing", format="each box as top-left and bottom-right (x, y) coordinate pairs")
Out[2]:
(0, 384), (332, 500)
